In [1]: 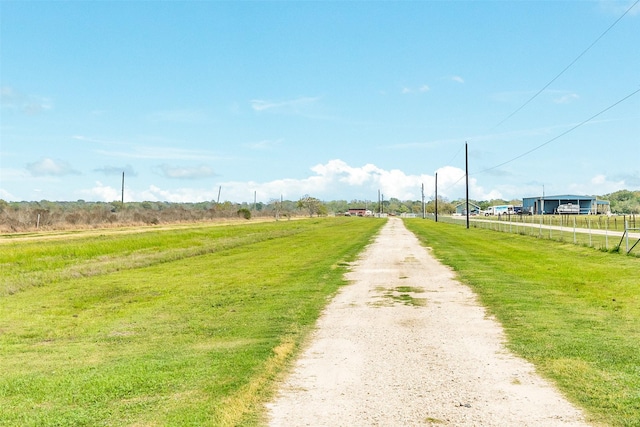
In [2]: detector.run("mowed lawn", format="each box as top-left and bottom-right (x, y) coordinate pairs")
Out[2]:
(0, 218), (384, 426)
(405, 219), (640, 427)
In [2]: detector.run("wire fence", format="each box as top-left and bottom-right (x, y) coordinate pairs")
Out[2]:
(426, 214), (640, 256)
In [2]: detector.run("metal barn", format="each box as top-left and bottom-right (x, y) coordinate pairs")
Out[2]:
(455, 202), (481, 215)
(522, 195), (610, 215)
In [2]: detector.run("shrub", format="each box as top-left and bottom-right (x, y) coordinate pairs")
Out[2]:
(237, 208), (251, 220)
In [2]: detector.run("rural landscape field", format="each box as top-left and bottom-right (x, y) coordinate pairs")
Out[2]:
(1, 216), (639, 426)
(405, 219), (640, 427)
(0, 218), (384, 426)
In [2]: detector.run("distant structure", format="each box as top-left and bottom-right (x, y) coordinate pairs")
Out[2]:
(346, 208), (373, 217)
(522, 195), (610, 215)
(455, 202), (481, 216)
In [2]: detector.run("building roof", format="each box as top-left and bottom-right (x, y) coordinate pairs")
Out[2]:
(523, 194), (596, 201)
(455, 202), (481, 209)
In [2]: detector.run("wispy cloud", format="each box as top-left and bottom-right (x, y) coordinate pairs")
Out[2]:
(26, 158), (80, 177)
(386, 119), (614, 151)
(244, 139), (283, 150)
(156, 164), (216, 180)
(93, 164), (137, 176)
(554, 93), (580, 104)
(401, 85), (430, 94)
(96, 146), (221, 161)
(0, 187), (15, 200)
(146, 109), (209, 124)
(250, 96), (320, 113)
(80, 159), (500, 203)
(73, 135), (125, 145)
(450, 76), (465, 84)
(1, 86), (52, 114)
(568, 173), (628, 195)
(492, 89), (580, 105)
(598, 0), (640, 16)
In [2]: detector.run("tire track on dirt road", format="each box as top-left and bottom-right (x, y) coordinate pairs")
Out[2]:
(266, 217), (590, 426)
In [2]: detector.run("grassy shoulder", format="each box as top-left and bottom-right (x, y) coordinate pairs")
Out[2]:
(404, 218), (640, 427)
(0, 217), (385, 426)
(1, 219), (319, 296)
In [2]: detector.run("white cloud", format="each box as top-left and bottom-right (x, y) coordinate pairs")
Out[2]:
(244, 139), (283, 150)
(554, 93), (579, 104)
(451, 76), (465, 84)
(157, 164), (216, 180)
(78, 160), (507, 204)
(1, 86), (52, 114)
(598, 0), (640, 16)
(26, 158), (80, 176)
(250, 97), (320, 113)
(238, 160), (496, 202)
(139, 185), (217, 203)
(401, 85), (430, 95)
(80, 181), (122, 202)
(568, 174), (627, 195)
(96, 146), (220, 161)
(0, 188), (15, 200)
(93, 164), (137, 176)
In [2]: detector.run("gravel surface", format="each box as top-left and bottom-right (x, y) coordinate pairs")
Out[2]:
(266, 217), (591, 426)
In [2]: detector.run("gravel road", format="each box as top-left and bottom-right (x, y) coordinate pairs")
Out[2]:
(266, 217), (591, 426)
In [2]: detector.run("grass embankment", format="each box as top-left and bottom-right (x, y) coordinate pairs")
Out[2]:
(0, 218), (385, 426)
(405, 219), (640, 427)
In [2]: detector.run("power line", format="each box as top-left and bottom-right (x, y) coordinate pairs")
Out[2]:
(493, 0), (639, 129)
(440, 86), (639, 194)
(444, 144), (464, 166)
(473, 87), (640, 176)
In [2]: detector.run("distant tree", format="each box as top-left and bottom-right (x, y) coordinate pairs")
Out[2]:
(604, 190), (640, 214)
(297, 195), (324, 217)
(325, 199), (348, 214)
(111, 201), (125, 212)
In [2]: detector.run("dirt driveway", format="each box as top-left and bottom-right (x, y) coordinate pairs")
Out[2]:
(266, 217), (590, 426)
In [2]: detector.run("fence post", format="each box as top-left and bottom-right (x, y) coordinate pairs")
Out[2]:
(588, 218), (592, 247)
(573, 217), (577, 244)
(626, 219), (629, 253)
(539, 215), (542, 238)
(605, 217), (608, 250)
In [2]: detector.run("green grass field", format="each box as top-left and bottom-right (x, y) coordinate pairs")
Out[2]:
(405, 219), (640, 427)
(0, 218), (385, 426)
(4, 216), (639, 426)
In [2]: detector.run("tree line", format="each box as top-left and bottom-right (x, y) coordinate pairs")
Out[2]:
(1, 190), (638, 233)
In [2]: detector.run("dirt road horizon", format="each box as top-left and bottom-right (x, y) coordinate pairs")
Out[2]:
(266, 217), (590, 426)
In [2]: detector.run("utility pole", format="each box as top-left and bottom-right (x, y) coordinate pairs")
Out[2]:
(435, 172), (438, 223)
(121, 171), (125, 204)
(217, 186), (221, 204)
(421, 183), (425, 219)
(465, 142), (470, 229)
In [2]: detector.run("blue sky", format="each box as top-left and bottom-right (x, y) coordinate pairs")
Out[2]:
(1, 1), (638, 204)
